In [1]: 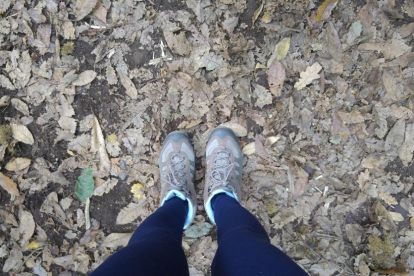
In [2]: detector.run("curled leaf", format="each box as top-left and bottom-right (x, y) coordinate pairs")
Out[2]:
(0, 172), (20, 196)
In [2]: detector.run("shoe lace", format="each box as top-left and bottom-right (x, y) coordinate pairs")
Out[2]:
(209, 150), (234, 191)
(162, 153), (187, 187)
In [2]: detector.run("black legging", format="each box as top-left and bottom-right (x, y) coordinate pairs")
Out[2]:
(91, 194), (308, 276)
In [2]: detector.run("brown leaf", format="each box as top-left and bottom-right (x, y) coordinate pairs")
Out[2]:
(74, 0), (98, 21)
(0, 209), (18, 227)
(294, 62), (322, 90)
(5, 158), (31, 171)
(0, 172), (20, 196)
(101, 233), (133, 249)
(119, 73), (138, 99)
(327, 21), (342, 61)
(331, 112), (343, 136)
(268, 60), (285, 97)
(91, 1), (107, 22)
(37, 24), (51, 55)
(316, 0), (339, 22)
(11, 98), (30, 116)
(73, 70), (97, 86)
(293, 169), (309, 199)
(91, 116), (111, 175)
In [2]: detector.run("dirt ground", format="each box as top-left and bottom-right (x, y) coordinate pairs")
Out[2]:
(1, 0), (414, 275)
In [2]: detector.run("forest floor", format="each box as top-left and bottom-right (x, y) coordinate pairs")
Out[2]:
(1, 0), (414, 275)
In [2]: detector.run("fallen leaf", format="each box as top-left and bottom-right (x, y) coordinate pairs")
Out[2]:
(106, 65), (118, 85)
(5, 158), (31, 171)
(184, 222), (213, 238)
(11, 98), (29, 116)
(267, 37), (291, 66)
(0, 75), (15, 90)
(19, 206), (35, 248)
(11, 124), (34, 145)
(72, 70), (97, 86)
(62, 21), (76, 39)
(252, 2), (264, 25)
(242, 142), (255, 155)
(91, 1), (107, 22)
(219, 122), (247, 137)
(2, 246), (23, 273)
(294, 62), (322, 90)
(36, 24), (51, 55)
(91, 116), (111, 174)
(389, 211), (404, 222)
(116, 202), (145, 225)
(327, 21), (342, 61)
(131, 183), (145, 200)
(58, 116), (77, 134)
(384, 118), (405, 152)
(375, 201), (396, 231)
(379, 192), (398, 206)
(74, 168), (95, 203)
(268, 60), (286, 97)
(74, 0), (98, 20)
(316, 0), (339, 22)
(0, 209), (18, 226)
(101, 233), (133, 249)
(0, 172), (20, 196)
(94, 178), (118, 196)
(119, 73), (138, 99)
(293, 169), (309, 199)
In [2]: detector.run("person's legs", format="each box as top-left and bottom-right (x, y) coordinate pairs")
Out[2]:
(211, 194), (308, 276)
(91, 196), (190, 276)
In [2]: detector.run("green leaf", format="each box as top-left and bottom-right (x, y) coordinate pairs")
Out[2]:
(75, 168), (95, 203)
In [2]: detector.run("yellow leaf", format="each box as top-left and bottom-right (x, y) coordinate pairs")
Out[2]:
(379, 192), (398, 206)
(131, 183), (145, 200)
(252, 2), (264, 25)
(27, 241), (42, 250)
(242, 142), (255, 155)
(316, 0), (339, 23)
(0, 172), (20, 196)
(261, 11), (271, 23)
(389, 212), (404, 222)
(267, 38), (291, 67)
(107, 133), (117, 143)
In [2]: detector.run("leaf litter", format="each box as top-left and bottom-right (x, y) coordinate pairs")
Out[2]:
(0, 0), (414, 275)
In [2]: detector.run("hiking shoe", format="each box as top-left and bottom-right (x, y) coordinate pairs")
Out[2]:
(159, 131), (197, 229)
(204, 127), (243, 224)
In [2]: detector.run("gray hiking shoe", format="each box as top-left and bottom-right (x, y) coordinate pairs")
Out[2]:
(204, 127), (243, 224)
(159, 131), (197, 229)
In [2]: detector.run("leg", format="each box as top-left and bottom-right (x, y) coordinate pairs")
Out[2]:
(91, 197), (189, 276)
(211, 194), (308, 276)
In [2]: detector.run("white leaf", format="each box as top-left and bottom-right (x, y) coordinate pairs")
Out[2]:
(11, 124), (34, 145)
(5, 158), (31, 171)
(119, 73), (138, 99)
(58, 116), (77, 134)
(74, 0), (98, 20)
(2, 246), (23, 273)
(219, 122), (247, 137)
(385, 118), (405, 152)
(94, 178), (118, 196)
(73, 70), (97, 86)
(91, 116), (111, 174)
(101, 233), (133, 249)
(294, 62), (322, 90)
(0, 75), (15, 90)
(116, 202), (144, 225)
(11, 98), (30, 115)
(19, 206), (35, 249)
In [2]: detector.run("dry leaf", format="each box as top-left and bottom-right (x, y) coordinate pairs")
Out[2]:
(379, 192), (398, 206)
(62, 21), (76, 40)
(389, 212), (404, 222)
(19, 206), (35, 249)
(0, 209), (18, 226)
(119, 73), (138, 99)
(106, 65), (118, 85)
(11, 98), (29, 116)
(116, 202), (143, 225)
(293, 169), (309, 199)
(101, 233), (133, 249)
(267, 37), (291, 66)
(58, 116), (77, 134)
(242, 142), (255, 155)
(37, 24), (51, 55)
(73, 70), (97, 86)
(219, 122), (247, 137)
(268, 60), (286, 97)
(2, 246), (23, 273)
(74, 0), (98, 20)
(316, 0), (339, 22)
(11, 124), (34, 145)
(294, 62), (322, 90)
(5, 158), (31, 171)
(91, 1), (107, 22)
(327, 21), (342, 61)
(0, 172), (20, 196)
(252, 2), (264, 25)
(91, 116), (111, 175)
(94, 178), (118, 196)
(384, 118), (405, 152)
